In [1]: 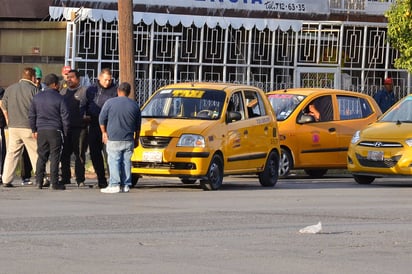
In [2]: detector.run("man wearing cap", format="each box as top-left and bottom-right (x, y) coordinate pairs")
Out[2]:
(374, 77), (396, 113)
(34, 66), (46, 91)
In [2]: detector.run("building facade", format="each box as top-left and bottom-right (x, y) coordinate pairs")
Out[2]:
(47, 0), (412, 103)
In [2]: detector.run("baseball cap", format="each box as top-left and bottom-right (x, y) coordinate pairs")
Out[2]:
(34, 67), (42, 79)
(384, 78), (393, 85)
(62, 65), (71, 75)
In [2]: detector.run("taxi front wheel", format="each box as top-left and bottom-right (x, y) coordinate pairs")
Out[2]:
(131, 174), (140, 187)
(279, 148), (292, 177)
(353, 174), (375, 184)
(259, 150), (279, 187)
(200, 154), (223, 191)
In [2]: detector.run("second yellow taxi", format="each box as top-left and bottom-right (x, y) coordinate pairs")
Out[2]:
(266, 88), (381, 177)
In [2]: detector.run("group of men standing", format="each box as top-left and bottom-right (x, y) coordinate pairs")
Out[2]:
(0, 66), (141, 193)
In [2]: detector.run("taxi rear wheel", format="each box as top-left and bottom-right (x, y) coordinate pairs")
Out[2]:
(200, 155), (223, 191)
(304, 169), (327, 178)
(279, 148), (292, 177)
(259, 150), (279, 187)
(353, 175), (375, 184)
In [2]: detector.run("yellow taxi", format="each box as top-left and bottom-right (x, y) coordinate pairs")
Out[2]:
(266, 88), (381, 177)
(131, 82), (281, 190)
(348, 94), (412, 184)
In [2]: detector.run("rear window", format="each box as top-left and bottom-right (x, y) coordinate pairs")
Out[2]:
(337, 95), (373, 120)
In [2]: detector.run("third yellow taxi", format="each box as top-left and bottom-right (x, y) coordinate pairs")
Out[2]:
(347, 94), (412, 184)
(266, 88), (381, 177)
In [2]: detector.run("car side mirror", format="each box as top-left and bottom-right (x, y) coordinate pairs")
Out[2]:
(298, 114), (315, 124)
(226, 111), (242, 123)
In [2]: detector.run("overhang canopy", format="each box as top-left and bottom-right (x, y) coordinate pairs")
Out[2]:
(49, 6), (303, 32)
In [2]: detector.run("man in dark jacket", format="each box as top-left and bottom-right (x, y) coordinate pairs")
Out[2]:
(29, 73), (70, 190)
(82, 68), (117, 188)
(60, 69), (88, 187)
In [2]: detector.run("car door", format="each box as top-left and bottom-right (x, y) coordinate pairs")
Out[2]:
(243, 89), (273, 167)
(295, 95), (341, 168)
(225, 90), (253, 172)
(336, 94), (376, 162)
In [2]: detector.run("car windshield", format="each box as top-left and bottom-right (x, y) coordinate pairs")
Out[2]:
(142, 88), (226, 120)
(379, 96), (412, 123)
(267, 93), (306, 121)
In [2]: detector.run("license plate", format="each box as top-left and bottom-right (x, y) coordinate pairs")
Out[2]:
(367, 151), (384, 161)
(143, 151), (162, 162)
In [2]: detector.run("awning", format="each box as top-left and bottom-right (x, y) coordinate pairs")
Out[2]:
(49, 6), (303, 32)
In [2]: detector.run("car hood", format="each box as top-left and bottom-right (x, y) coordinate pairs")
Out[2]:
(140, 118), (216, 137)
(361, 121), (412, 140)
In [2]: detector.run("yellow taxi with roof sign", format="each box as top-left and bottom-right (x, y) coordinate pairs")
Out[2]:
(131, 82), (280, 190)
(266, 88), (381, 177)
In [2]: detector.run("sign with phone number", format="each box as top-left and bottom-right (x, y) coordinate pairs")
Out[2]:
(264, 1), (306, 12)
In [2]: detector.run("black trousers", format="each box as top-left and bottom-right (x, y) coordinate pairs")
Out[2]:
(36, 129), (63, 186)
(0, 127), (5, 176)
(60, 127), (88, 184)
(88, 123), (107, 187)
(21, 146), (33, 179)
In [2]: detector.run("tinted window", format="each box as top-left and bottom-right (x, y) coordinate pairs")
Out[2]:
(338, 95), (373, 120)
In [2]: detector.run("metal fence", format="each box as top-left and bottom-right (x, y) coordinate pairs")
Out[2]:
(65, 16), (410, 106)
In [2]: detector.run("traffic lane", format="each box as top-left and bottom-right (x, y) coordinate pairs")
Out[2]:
(1, 176), (412, 273)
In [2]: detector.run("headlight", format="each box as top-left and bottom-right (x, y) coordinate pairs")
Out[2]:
(177, 134), (205, 147)
(350, 130), (361, 144)
(405, 138), (412, 147)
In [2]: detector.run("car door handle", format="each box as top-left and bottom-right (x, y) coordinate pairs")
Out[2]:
(328, 128), (336, 132)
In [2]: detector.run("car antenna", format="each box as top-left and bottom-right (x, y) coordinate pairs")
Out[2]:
(396, 120), (402, 125)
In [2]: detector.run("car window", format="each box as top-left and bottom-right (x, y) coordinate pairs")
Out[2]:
(244, 90), (266, 118)
(338, 95), (373, 120)
(303, 95), (333, 122)
(141, 88), (226, 120)
(227, 91), (245, 121)
(380, 96), (412, 122)
(267, 93), (305, 121)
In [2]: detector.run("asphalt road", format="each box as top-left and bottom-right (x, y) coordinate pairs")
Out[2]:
(1, 173), (412, 274)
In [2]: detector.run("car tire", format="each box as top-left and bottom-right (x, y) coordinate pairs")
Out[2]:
(304, 169), (327, 178)
(180, 178), (197, 184)
(200, 154), (223, 191)
(279, 148), (292, 177)
(259, 150), (279, 187)
(353, 175), (375, 184)
(131, 174), (140, 187)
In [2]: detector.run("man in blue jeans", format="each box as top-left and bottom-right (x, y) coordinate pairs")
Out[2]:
(98, 82), (141, 193)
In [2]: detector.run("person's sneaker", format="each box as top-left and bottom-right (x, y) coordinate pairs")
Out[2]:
(21, 178), (33, 185)
(122, 185), (130, 193)
(3, 183), (14, 188)
(77, 182), (86, 187)
(100, 185), (120, 194)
